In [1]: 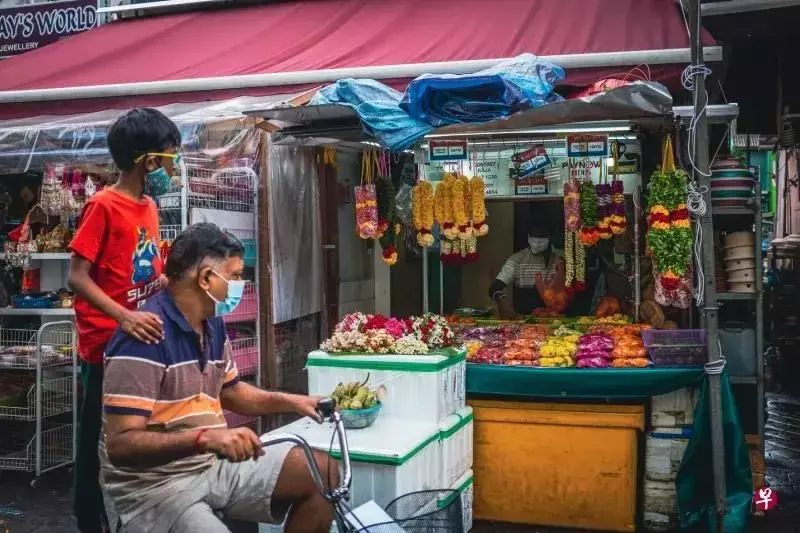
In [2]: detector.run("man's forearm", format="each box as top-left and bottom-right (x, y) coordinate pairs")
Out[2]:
(107, 428), (199, 468)
(221, 382), (299, 416)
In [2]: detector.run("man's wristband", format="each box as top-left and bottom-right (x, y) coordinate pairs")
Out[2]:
(194, 428), (209, 454)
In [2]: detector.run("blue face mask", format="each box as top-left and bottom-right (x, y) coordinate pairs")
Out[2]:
(145, 166), (172, 198)
(206, 271), (245, 317)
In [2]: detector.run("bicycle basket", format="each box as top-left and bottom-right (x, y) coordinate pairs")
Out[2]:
(340, 402), (382, 430)
(354, 490), (463, 533)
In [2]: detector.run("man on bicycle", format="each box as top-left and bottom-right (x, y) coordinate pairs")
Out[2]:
(100, 223), (337, 533)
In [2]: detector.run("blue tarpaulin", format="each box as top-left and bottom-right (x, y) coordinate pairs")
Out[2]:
(309, 79), (433, 152)
(400, 54), (565, 127)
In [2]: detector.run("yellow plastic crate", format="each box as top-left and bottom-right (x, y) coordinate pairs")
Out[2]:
(469, 399), (645, 532)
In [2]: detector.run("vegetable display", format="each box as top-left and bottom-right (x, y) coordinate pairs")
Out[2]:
(331, 379), (380, 410)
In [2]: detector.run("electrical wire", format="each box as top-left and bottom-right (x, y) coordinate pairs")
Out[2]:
(682, 64), (714, 179)
(686, 181), (708, 307)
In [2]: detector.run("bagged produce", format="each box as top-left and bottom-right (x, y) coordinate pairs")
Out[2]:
(577, 357), (611, 368)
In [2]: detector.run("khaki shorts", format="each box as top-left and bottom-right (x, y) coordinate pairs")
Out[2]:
(118, 442), (295, 533)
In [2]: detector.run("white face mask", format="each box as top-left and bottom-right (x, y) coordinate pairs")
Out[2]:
(528, 237), (549, 254)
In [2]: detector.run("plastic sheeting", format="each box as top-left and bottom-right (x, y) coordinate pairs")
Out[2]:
(400, 54), (565, 127)
(0, 94), (302, 175)
(309, 79), (433, 152)
(267, 140), (322, 324)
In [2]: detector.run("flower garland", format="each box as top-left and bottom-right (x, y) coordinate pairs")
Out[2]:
(411, 181), (435, 247)
(452, 174), (473, 239)
(563, 178), (582, 294)
(578, 180), (600, 246)
(610, 180), (627, 235)
(575, 238), (586, 292)
(356, 151), (379, 239)
(646, 135), (692, 290)
(564, 230), (575, 289)
(470, 176), (488, 237)
(596, 182), (613, 240)
(610, 143), (627, 235)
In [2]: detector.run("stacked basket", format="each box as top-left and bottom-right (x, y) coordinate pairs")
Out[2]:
(710, 157), (754, 210)
(723, 232), (757, 293)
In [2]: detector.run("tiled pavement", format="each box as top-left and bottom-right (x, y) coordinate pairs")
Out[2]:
(2, 393), (800, 532)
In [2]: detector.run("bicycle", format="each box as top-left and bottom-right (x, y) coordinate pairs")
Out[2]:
(259, 398), (464, 533)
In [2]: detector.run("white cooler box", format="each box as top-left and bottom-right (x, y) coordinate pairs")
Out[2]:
(439, 407), (474, 488)
(650, 388), (697, 428)
(307, 350), (466, 426)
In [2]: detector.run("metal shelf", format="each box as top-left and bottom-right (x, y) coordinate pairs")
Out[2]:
(0, 424), (73, 474)
(0, 376), (74, 421)
(718, 292), (758, 301)
(0, 327), (75, 370)
(0, 253), (70, 261)
(0, 308), (74, 317)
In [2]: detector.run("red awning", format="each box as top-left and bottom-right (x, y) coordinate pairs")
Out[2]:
(0, 0), (715, 120)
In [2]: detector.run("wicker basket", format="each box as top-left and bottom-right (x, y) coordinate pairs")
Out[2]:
(339, 402), (382, 430)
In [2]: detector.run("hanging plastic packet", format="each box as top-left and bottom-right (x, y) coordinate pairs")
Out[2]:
(355, 151), (379, 239)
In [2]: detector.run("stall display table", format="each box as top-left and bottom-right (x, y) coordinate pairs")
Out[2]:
(466, 365), (753, 533)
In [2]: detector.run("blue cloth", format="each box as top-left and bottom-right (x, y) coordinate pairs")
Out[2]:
(400, 53), (565, 127)
(310, 79), (433, 152)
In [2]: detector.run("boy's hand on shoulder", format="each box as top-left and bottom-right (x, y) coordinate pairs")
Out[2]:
(120, 311), (164, 344)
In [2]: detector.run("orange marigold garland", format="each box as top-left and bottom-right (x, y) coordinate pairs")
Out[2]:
(470, 176), (488, 237)
(412, 181), (435, 247)
(453, 174), (473, 239)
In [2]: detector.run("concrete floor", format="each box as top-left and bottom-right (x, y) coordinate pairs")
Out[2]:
(2, 393), (800, 532)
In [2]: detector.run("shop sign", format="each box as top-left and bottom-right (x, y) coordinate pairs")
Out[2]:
(474, 158), (511, 196)
(515, 174), (547, 196)
(0, 0), (97, 59)
(566, 134), (609, 158)
(429, 139), (468, 161)
(511, 144), (551, 179)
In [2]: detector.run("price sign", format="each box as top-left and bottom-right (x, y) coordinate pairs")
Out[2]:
(429, 139), (468, 161)
(474, 159), (512, 196)
(512, 144), (552, 179)
(567, 134), (609, 158)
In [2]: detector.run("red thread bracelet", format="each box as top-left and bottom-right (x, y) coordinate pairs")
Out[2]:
(194, 428), (209, 454)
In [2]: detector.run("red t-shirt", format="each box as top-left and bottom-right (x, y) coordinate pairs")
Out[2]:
(69, 188), (163, 364)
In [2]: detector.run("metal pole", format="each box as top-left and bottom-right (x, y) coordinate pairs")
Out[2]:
(688, 0), (728, 530)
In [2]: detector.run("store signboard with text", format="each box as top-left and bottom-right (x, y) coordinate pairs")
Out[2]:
(566, 134), (609, 158)
(428, 139), (468, 161)
(0, 0), (97, 59)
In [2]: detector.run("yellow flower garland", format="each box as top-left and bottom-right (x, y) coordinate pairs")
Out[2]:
(470, 176), (488, 237)
(412, 181), (435, 247)
(453, 175), (473, 239)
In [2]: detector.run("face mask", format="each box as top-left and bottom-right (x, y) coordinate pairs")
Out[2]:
(206, 271), (246, 317)
(528, 237), (549, 254)
(145, 167), (172, 198)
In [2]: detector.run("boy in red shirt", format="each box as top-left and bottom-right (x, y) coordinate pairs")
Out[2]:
(68, 108), (181, 533)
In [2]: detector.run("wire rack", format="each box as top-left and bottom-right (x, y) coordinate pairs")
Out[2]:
(0, 424), (73, 473)
(226, 228), (257, 267)
(230, 336), (258, 377)
(273, 314), (320, 393)
(186, 164), (256, 213)
(223, 282), (258, 324)
(0, 327), (74, 370)
(0, 376), (74, 421)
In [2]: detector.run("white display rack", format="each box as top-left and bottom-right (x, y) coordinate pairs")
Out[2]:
(0, 308), (75, 316)
(0, 328), (74, 370)
(0, 321), (77, 484)
(0, 424), (74, 477)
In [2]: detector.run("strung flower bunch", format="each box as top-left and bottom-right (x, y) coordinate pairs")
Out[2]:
(563, 178), (584, 294)
(434, 173), (458, 240)
(564, 231), (575, 289)
(409, 313), (455, 348)
(452, 175), (473, 239)
(335, 312), (369, 333)
(412, 181), (435, 247)
(470, 176), (488, 237)
(575, 239), (586, 292)
(563, 177), (582, 232)
(578, 180), (599, 246)
(596, 183), (613, 240)
(393, 335), (429, 355)
(647, 136), (692, 290)
(610, 180), (627, 235)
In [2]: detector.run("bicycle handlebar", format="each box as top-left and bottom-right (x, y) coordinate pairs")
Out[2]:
(258, 397), (352, 502)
